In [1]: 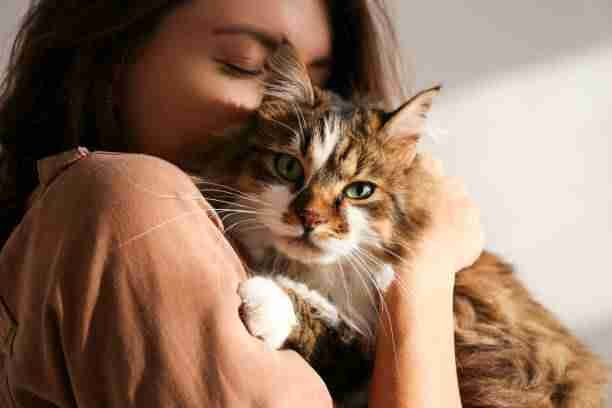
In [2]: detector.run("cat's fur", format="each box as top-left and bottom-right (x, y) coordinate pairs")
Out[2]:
(193, 45), (609, 407)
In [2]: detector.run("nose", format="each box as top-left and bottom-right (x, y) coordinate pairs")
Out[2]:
(299, 209), (327, 232)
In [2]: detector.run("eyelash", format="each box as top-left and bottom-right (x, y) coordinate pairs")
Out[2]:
(222, 63), (264, 78)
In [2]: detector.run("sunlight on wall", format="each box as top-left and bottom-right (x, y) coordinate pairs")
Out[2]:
(417, 40), (612, 405)
(421, 42), (612, 335)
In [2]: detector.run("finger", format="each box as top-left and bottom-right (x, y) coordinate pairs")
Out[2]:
(444, 177), (469, 200)
(420, 153), (445, 176)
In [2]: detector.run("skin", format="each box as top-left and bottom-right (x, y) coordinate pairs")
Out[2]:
(117, 1), (483, 407)
(119, 0), (332, 167)
(370, 155), (483, 408)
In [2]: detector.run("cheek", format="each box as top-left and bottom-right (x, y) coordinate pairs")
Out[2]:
(370, 219), (394, 242)
(204, 79), (262, 132)
(344, 207), (370, 240)
(258, 185), (302, 237)
(170, 65), (262, 137)
(336, 205), (388, 251)
(120, 55), (262, 162)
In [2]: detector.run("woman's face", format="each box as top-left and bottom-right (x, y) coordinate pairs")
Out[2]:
(119, 0), (332, 167)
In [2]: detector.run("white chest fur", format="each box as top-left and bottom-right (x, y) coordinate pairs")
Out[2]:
(282, 259), (396, 339)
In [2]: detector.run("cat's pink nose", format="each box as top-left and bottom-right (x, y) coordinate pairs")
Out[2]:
(299, 209), (327, 229)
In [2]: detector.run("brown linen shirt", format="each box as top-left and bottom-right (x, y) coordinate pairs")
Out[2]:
(0, 149), (332, 407)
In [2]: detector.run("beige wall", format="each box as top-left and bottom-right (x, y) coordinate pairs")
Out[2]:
(397, 1), (612, 404)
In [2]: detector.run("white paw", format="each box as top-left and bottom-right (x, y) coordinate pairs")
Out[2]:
(238, 277), (298, 350)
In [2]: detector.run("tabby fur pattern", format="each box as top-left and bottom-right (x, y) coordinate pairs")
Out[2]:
(193, 45), (608, 407)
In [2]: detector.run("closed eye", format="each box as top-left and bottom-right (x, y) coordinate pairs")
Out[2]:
(221, 63), (264, 78)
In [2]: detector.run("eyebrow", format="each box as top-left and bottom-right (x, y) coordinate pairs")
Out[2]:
(213, 24), (283, 50)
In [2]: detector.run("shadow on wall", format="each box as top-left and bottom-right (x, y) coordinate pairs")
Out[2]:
(397, 0), (612, 88)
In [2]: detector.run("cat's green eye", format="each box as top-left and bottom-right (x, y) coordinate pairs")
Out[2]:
(274, 154), (304, 183)
(344, 182), (376, 200)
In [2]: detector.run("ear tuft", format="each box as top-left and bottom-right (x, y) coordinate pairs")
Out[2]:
(381, 85), (441, 140)
(380, 85), (441, 164)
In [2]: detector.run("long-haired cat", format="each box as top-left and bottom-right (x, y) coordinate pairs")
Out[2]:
(193, 45), (608, 407)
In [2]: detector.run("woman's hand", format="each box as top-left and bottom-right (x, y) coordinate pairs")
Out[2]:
(369, 155), (482, 408)
(408, 153), (485, 290)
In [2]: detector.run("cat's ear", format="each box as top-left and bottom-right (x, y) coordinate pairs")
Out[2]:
(380, 85), (441, 161)
(259, 42), (315, 119)
(382, 85), (441, 139)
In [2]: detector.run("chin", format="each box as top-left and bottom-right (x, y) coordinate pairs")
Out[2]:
(274, 236), (340, 265)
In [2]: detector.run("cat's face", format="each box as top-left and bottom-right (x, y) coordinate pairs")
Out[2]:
(213, 45), (438, 266)
(243, 104), (394, 264)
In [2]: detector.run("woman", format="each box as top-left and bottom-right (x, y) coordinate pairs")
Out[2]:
(0, 1), (483, 407)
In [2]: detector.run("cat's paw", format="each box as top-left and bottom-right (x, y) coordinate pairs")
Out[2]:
(237, 276), (298, 350)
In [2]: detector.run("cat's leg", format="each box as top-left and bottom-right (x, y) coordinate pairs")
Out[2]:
(238, 276), (373, 403)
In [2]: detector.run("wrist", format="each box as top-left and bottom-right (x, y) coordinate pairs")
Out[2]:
(371, 265), (461, 408)
(394, 258), (456, 297)
(380, 274), (455, 339)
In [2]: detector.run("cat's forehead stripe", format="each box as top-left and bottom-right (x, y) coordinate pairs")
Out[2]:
(311, 114), (341, 172)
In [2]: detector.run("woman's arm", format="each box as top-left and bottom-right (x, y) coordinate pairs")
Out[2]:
(369, 155), (484, 408)
(369, 269), (461, 408)
(8, 152), (332, 408)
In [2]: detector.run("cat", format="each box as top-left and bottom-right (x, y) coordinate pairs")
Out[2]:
(192, 45), (609, 407)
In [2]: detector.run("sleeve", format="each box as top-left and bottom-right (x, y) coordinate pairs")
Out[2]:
(39, 153), (333, 408)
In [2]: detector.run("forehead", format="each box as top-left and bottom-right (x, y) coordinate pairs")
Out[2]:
(189, 0), (332, 64)
(315, 109), (386, 179)
(265, 106), (386, 180)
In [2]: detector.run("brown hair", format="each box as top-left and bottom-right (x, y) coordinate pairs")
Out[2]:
(0, 0), (408, 247)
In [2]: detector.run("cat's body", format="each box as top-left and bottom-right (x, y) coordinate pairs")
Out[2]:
(193, 45), (608, 407)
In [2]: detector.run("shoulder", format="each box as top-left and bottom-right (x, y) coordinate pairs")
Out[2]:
(58, 151), (200, 201)
(31, 151), (223, 246)
(14, 149), (242, 289)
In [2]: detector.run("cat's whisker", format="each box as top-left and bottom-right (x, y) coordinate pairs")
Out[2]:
(203, 197), (259, 210)
(225, 220), (264, 234)
(353, 250), (405, 381)
(209, 208), (263, 216)
(231, 224), (267, 236)
(203, 207), (253, 225)
(225, 218), (261, 235)
(334, 260), (370, 337)
(358, 242), (415, 299)
(220, 212), (241, 224)
(361, 238), (411, 265)
(223, 213), (261, 233)
(216, 212), (270, 232)
(335, 260), (352, 314)
(219, 211), (253, 223)
(354, 248), (401, 369)
(351, 250), (384, 302)
(191, 179), (250, 195)
(212, 208), (277, 218)
(199, 187), (273, 207)
(343, 253), (378, 341)
(194, 180), (275, 207)
(354, 245), (384, 266)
